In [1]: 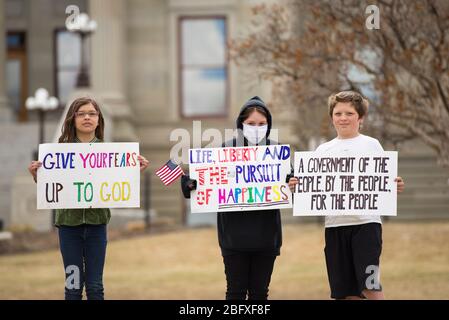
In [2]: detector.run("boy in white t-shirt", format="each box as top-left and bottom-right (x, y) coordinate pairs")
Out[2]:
(289, 91), (405, 299)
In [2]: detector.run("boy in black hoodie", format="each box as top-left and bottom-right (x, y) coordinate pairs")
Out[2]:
(181, 96), (283, 300)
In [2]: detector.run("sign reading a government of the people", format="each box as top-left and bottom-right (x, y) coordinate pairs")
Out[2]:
(189, 145), (292, 213)
(37, 143), (140, 209)
(293, 151), (398, 216)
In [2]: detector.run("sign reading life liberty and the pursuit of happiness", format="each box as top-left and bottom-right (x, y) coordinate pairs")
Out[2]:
(37, 143), (140, 209)
(293, 151), (398, 216)
(189, 145), (292, 213)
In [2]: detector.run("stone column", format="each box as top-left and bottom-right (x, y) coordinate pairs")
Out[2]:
(0, 0), (9, 121)
(89, 0), (137, 142)
(90, 0), (125, 96)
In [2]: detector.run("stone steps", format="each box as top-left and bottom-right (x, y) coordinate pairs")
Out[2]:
(0, 121), (58, 229)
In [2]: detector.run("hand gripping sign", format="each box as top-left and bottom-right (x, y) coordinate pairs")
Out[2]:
(293, 151), (398, 216)
(189, 145), (292, 213)
(37, 143), (140, 209)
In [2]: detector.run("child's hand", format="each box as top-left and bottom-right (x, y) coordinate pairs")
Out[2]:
(28, 161), (42, 183)
(288, 177), (298, 193)
(138, 155), (149, 172)
(395, 176), (405, 193)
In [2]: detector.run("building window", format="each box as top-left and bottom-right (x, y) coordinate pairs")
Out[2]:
(179, 17), (228, 118)
(54, 30), (85, 106)
(7, 32), (25, 48)
(6, 32), (27, 121)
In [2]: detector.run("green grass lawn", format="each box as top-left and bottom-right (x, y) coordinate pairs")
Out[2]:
(0, 221), (448, 299)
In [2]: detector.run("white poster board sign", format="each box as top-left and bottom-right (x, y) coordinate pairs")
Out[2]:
(37, 143), (140, 209)
(293, 151), (397, 216)
(189, 145), (292, 213)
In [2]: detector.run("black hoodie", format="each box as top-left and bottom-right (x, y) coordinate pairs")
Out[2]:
(181, 96), (282, 256)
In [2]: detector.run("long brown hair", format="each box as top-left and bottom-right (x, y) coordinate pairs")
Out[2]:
(58, 97), (105, 143)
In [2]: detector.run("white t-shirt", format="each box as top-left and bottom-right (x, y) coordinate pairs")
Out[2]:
(315, 134), (383, 228)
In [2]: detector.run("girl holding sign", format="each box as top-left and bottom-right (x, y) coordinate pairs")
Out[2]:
(289, 91), (405, 300)
(28, 97), (149, 300)
(182, 96), (284, 300)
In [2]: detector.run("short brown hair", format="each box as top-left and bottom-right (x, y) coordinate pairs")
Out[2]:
(328, 91), (369, 118)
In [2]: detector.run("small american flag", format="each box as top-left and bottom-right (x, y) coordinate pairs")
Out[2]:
(155, 159), (184, 186)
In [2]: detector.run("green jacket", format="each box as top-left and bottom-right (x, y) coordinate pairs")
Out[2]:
(54, 136), (111, 226)
(55, 208), (111, 226)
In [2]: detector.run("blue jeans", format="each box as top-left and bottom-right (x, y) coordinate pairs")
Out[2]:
(58, 224), (107, 300)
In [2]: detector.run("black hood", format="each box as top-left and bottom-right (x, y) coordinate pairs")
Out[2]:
(236, 96), (272, 139)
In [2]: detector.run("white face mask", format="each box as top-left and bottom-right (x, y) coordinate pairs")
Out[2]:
(243, 124), (268, 144)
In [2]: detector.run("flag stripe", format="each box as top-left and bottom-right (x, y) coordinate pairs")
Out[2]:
(155, 166), (169, 176)
(158, 168), (170, 179)
(159, 169), (176, 181)
(163, 167), (184, 185)
(162, 167), (183, 184)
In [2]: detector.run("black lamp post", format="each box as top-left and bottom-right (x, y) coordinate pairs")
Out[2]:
(67, 13), (97, 88)
(25, 88), (59, 160)
(26, 89), (59, 227)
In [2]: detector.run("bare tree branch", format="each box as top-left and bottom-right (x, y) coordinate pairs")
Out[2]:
(229, 0), (449, 166)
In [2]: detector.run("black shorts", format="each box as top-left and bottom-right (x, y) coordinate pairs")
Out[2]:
(324, 223), (383, 299)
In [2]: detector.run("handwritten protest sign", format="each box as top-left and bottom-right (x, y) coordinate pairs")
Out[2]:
(189, 145), (292, 213)
(37, 143), (140, 209)
(293, 151), (397, 216)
